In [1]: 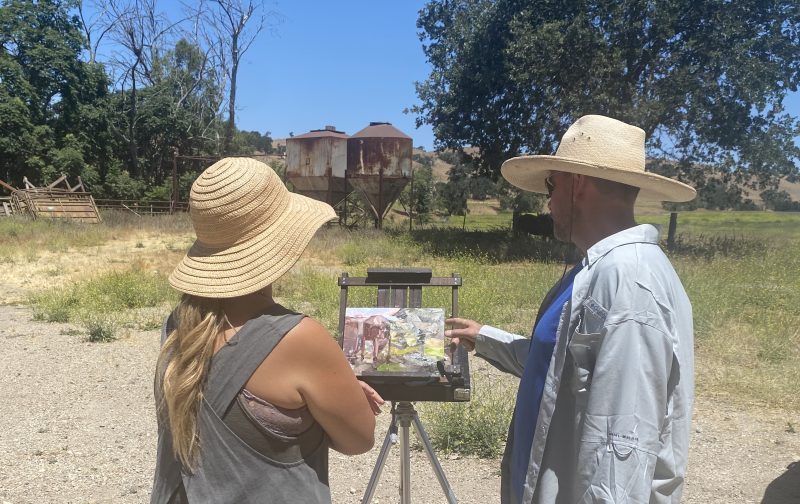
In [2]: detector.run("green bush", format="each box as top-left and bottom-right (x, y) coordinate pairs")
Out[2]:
(29, 267), (176, 341)
(85, 314), (118, 343)
(419, 371), (516, 458)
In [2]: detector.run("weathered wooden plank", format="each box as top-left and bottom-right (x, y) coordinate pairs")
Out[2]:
(11, 187), (101, 223)
(409, 286), (423, 308)
(391, 287), (408, 308)
(47, 174), (68, 189)
(0, 179), (16, 193)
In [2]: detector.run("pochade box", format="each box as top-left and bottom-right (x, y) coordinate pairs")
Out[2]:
(337, 268), (471, 402)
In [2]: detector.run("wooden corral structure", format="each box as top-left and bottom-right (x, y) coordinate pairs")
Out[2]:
(0, 178), (15, 216)
(1, 175), (101, 223)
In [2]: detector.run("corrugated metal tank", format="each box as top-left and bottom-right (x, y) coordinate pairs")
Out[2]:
(346, 122), (412, 226)
(285, 125), (349, 205)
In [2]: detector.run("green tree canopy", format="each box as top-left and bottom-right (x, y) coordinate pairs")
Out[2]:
(0, 0), (110, 186)
(104, 37), (225, 197)
(399, 154), (436, 225)
(414, 0), (800, 191)
(436, 163), (471, 217)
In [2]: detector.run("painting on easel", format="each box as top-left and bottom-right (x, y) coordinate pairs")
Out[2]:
(342, 307), (447, 376)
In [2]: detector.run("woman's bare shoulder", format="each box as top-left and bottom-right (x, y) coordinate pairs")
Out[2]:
(280, 317), (342, 359)
(245, 317), (338, 407)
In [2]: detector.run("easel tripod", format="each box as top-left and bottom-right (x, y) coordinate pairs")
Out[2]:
(362, 401), (457, 504)
(337, 268), (470, 504)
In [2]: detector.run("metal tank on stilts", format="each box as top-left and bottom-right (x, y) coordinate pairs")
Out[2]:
(346, 122), (412, 228)
(285, 125), (350, 206)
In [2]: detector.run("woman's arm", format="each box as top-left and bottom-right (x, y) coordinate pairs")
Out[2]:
(268, 317), (377, 455)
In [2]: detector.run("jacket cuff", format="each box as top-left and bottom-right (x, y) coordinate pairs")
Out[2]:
(476, 324), (520, 350)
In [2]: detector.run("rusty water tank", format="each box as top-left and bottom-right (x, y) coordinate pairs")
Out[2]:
(346, 122), (412, 226)
(285, 125), (349, 205)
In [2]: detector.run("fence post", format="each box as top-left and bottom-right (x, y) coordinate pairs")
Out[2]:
(667, 212), (678, 250)
(171, 150), (178, 215)
(408, 167), (415, 232)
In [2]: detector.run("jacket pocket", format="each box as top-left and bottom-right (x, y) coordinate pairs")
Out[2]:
(568, 328), (603, 396)
(575, 439), (657, 504)
(580, 296), (607, 334)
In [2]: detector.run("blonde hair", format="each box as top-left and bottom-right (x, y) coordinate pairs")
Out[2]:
(155, 294), (226, 471)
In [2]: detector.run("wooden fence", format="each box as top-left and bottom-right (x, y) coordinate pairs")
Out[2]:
(94, 199), (188, 215)
(0, 197), (12, 216)
(12, 188), (101, 223)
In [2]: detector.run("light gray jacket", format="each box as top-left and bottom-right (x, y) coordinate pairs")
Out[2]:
(477, 225), (694, 504)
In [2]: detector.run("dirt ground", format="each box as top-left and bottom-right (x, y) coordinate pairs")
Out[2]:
(0, 235), (798, 503)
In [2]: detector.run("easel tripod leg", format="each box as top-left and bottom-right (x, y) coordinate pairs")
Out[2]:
(361, 402), (459, 504)
(361, 411), (398, 504)
(400, 419), (411, 504)
(411, 413), (458, 504)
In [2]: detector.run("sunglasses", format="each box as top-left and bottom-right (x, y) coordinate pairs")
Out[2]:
(544, 175), (555, 197)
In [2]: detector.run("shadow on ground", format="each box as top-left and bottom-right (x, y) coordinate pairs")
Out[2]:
(398, 227), (581, 263)
(761, 461), (800, 504)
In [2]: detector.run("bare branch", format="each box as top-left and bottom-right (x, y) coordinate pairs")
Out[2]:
(77, 0), (121, 63)
(197, 0), (281, 153)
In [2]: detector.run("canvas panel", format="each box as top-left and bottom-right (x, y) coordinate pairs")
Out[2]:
(342, 307), (447, 377)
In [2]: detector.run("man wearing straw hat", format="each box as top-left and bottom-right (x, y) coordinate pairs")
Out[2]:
(447, 115), (696, 504)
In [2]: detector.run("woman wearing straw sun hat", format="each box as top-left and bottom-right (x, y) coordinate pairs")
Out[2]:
(151, 157), (382, 504)
(446, 115), (696, 503)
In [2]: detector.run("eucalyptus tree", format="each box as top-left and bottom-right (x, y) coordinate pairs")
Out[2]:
(194, 0), (280, 154)
(414, 0), (800, 199)
(77, 0), (119, 64)
(144, 38), (224, 180)
(101, 0), (179, 177)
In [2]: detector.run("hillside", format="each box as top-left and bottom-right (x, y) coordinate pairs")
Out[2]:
(269, 139), (799, 211)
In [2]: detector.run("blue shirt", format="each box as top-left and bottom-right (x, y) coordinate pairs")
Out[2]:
(511, 263), (583, 502)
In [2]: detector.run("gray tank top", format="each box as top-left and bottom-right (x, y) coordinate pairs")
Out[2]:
(151, 305), (331, 504)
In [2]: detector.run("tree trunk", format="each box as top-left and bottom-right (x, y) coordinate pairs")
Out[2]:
(128, 67), (139, 178)
(511, 208), (520, 234)
(223, 33), (239, 154)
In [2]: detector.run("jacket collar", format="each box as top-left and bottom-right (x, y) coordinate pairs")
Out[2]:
(584, 224), (661, 268)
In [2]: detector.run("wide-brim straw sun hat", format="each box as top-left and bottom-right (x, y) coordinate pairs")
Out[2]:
(501, 115), (696, 202)
(169, 157), (337, 298)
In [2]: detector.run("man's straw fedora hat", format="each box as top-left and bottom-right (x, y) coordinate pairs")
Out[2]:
(501, 115), (696, 202)
(169, 157), (336, 298)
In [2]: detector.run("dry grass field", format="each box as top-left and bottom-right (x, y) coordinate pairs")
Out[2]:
(0, 209), (798, 503)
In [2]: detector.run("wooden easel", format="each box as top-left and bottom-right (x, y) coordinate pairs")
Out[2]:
(337, 268), (470, 503)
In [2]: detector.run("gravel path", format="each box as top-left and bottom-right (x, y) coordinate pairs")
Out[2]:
(0, 303), (798, 503)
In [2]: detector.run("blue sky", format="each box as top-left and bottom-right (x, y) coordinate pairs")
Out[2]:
(232, 1), (434, 148)
(229, 1), (800, 152)
(90, 1), (799, 152)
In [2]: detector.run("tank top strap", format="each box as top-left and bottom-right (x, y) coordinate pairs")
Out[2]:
(204, 305), (305, 417)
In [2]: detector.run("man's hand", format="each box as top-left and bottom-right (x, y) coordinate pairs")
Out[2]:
(445, 317), (481, 352)
(358, 380), (385, 415)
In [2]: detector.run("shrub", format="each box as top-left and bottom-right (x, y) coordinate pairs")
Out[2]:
(85, 315), (118, 343)
(418, 371), (516, 458)
(29, 266), (176, 341)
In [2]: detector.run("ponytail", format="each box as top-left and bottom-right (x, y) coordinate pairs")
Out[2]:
(155, 294), (225, 470)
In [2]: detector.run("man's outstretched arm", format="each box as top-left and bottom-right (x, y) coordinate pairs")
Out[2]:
(446, 317), (529, 378)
